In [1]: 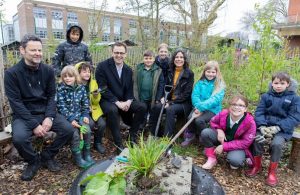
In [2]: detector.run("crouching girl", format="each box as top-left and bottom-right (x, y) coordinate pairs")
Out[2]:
(201, 95), (256, 170)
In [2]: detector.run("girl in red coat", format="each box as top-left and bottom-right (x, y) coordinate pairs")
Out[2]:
(201, 95), (256, 170)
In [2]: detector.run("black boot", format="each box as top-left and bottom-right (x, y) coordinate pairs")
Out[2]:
(83, 144), (95, 165)
(94, 131), (106, 154)
(21, 156), (41, 181)
(72, 150), (93, 169)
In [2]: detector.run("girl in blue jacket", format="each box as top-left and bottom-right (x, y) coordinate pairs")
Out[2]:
(56, 65), (94, 168)
(181, 61), (225, 147)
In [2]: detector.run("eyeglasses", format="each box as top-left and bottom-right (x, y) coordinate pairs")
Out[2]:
(113, 52), (126, 55)
(230, 104), (246, 108)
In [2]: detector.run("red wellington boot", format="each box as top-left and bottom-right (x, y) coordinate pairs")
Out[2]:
(245, 156), (262, 177)
(266, 161), (278, 187)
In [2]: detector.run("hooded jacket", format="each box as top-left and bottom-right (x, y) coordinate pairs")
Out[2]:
(155, 56), (169, 81)
(191, 78), (225, 114)
(210, 109), (256, 162)
(56, 83), (90, 123)
(255, 79), (300, 140)
(4, 59), (56, 129)
(52, 24), (92, 76)
(133, 63), (164, 107)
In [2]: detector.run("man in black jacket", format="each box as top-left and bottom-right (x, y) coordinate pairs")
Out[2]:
(95, 42), (146, 151)
(4, 35), (74, 181)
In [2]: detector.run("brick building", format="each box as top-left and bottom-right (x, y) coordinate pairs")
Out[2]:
(12, 0), (191, 47)
(274, 0), (300, 51)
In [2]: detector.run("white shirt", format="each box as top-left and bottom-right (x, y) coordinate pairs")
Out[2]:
(116, 64), (123, 78)
(229, 115), (244, 128)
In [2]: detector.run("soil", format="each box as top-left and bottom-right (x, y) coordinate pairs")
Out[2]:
(0, 135), (300, 194)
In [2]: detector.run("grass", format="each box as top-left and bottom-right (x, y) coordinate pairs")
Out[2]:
(125, 134), (171, 178)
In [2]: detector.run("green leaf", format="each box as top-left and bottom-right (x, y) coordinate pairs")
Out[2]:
(83, 172), (112, 195)
(107, 176), (126, 195)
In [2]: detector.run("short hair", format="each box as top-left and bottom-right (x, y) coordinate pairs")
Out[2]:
(77, 62), (93, 74)
(272, 72), (291, 83)
(70, 26), (81, 33)
(229, 94), (249, 107)
(169, 49), (189, 70)
(20, 34), (42, 49)
(158, 43), (168, 51)
(111, 42), (127, 53)
(143, 50), (155, 57)
(60, 65), (81, 84)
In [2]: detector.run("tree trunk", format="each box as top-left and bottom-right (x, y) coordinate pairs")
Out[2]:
(288, 132), (300, 175)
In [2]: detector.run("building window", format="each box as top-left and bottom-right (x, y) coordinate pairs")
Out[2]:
(114, 18), (122, 41)
(102, 17), (110, 34)
(169, 30), (177, 47)
(129, 35), (136, 42)
(33, 7), (47, 29)
(52, 10), (63, 30)
(67, 12), (78, 25)
(35, 28), (47, 38)
(53, 30), (64, 39)
(102, 33), (110, 42)
(114, 34), (121, 42)
(143, 25), (150, 36)
(33, 7), (46, 18)
(129, 20), (136, 28)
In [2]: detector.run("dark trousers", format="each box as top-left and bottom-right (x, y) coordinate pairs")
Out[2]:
(89, 116), (106, 143)
(12, 113), (74, 164)
(252, 131), (286, 162)
(149, 103), (185, 137)
(100, 100), (147, 145)
(188, 110), (215, 135)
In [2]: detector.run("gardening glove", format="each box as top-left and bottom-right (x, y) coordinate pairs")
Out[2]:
(268, 126), (281, 135)
(255, 134), (266, 143)
(80, 126), (88, 134)
(258, 126), (268, 136)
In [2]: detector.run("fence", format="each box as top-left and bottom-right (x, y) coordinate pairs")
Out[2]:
(0, 46), (207, 130)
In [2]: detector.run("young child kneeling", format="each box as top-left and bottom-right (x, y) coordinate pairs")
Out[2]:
(201, 95), (256, 170)
(246, 72), (300, 187)
(56, 65), (95, 168)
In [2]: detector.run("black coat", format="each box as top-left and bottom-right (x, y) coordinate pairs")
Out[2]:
(166, 67), (194, 117)
(4, 59), (56, 129)
(95, 57), (134, 103)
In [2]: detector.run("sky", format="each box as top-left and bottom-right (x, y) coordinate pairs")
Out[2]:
(1, 0), (268, 39)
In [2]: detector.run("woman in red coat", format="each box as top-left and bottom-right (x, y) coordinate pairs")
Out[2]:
(201, 95), (256, 170)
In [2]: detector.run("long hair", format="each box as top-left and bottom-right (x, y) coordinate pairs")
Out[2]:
(200, 60), (225, 95)
(60, 65), (81, 85)
(169, 49), (189, 70)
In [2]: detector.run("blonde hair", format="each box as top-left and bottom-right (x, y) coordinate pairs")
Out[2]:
(158, 43), (168, 51)
(60, 65), (81, 85)
(200, 60), (225, 95)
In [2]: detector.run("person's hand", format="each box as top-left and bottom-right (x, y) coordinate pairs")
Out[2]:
(164, 102), (169, 108)
(217, 129), (226, 144)
(160, 97), (165, 104)
(123, 100), (132, 112)
(71, 120), (81, 128)
(80, 125), (88, 134)
(255, 134), (266, 143)
(268, 126), (281, 135)
(83, 117), (89, 124)
(214, 145), (223, 155)
(42, 117), (53, 132)
(258, 126), (268, 136)
(33, 125), (47, 137)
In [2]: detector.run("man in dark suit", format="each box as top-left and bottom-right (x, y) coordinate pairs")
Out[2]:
(95, 42), (146, 151)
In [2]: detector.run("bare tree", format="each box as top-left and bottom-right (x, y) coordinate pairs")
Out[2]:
(169, 0), (226, 50)
(240, 0), (288, 31)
